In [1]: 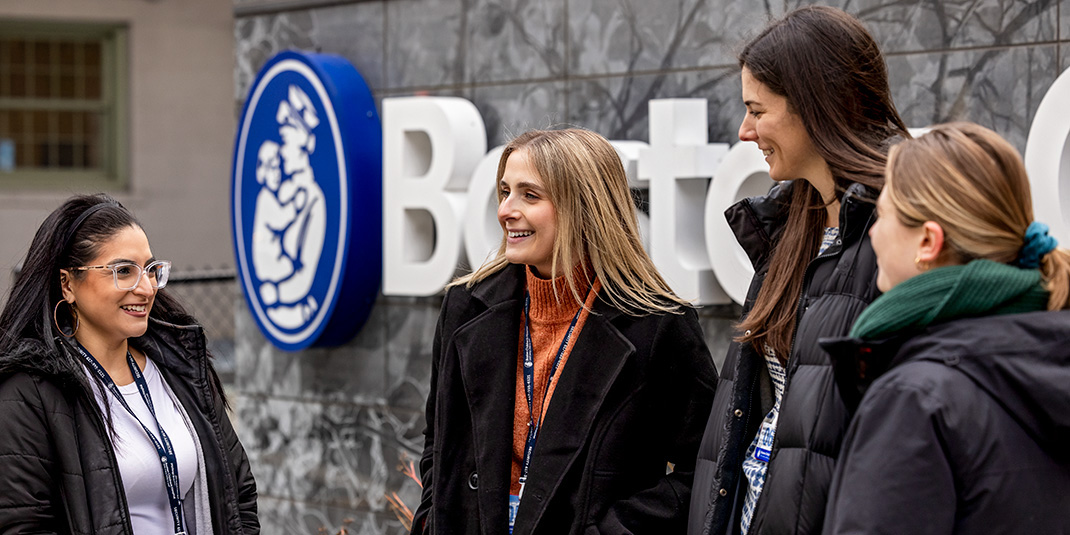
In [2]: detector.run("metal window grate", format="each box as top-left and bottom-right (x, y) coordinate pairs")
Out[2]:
(0, 21), (124, 187)
(0, 37), (107, 172)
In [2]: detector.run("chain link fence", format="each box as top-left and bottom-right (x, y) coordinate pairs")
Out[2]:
(166, 266), (238, 385)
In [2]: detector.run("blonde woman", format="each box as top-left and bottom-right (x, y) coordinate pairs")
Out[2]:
(822, 122), (1070, 534)
(410, 128), (718, 534)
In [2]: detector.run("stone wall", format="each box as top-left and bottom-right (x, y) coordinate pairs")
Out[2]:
(231, 0), (1067, 532)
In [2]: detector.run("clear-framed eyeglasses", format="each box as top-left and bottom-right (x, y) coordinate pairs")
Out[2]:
(68, 260), (172, 291)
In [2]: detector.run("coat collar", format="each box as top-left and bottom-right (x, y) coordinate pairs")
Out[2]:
(823, 311), (1070, 452)
(133, 317), (209, 382)
(726, 181), (877, 270)
(819, 334), (906, 413)
(453, 264), (633, 533)
(0, 317), (206, 383)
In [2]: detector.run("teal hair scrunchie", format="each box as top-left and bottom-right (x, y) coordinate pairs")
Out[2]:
(1016, 222), (1058, 269)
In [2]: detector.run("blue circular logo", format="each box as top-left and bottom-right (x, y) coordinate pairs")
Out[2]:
(232, 51), (381, 351)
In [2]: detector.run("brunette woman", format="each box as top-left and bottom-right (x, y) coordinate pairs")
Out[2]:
(0, 194), (259, 534)
(411, 128), (718, 534)
(823, 123), (1070, 534)
(688, 6), (910, 534)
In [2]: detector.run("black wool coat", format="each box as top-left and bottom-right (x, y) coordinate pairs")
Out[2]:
(411, 264), (718, 535)
(822, 310), (1070, 534)
(688, 182), (881, 535)
(0, 318), (259, 534)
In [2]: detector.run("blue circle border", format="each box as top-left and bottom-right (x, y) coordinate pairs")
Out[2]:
(231, 50), (382, 351)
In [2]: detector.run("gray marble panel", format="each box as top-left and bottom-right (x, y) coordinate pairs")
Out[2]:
(383, 296), (442, 411)
(567, 66), (742, 144)
(569, 0), (774, 76)
(471, 81), (568, 147)
(386, 0), (467, 89)
(855, 0), (1057, 53)
(307, 3), (387, 88)
(1063, 0), (1070, 42)
(375, 86), (475, 125)
(234, 2), (385, 105)
(886, 44), (1058, 153)
(231, 0), (277, 7)
(235, 300), (390, 403)
(467, 0), (566, 84)
(236, 395), (424, 509)
(235, 11), (316, 103)
(233, 0), (374, 9)
(566, 0), (1057, 76)
(256, 495), (412, 535)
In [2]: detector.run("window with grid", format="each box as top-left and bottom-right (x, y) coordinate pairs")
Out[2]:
(0, 21), (127, 189)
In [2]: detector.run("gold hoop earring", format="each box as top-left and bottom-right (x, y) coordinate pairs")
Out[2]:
(914, 257), (929, 271)
(53, 299), (78, 338)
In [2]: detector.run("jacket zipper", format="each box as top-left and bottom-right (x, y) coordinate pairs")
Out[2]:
(748, 229), (845, 530)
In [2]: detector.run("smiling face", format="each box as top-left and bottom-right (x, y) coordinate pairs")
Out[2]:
(739, 67), (834, 195)
(870, 188), (927, 292)
(497, 148), (558, 277)
(62, 225), (159, 347)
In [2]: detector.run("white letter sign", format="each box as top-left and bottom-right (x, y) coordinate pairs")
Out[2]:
(382, 97), (487, 295)
(1025, 67), (1070, 243)
(640, 99), (731, 304)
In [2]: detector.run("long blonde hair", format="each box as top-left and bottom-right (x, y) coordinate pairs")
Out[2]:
(885, 122), (1070, 310)
(452, 128), (688, 315)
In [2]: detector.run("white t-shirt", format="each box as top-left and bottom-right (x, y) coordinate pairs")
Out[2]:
(88, 357), (198, 534)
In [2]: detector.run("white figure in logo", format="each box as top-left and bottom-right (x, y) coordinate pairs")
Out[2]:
(252, 140), (294, 285)
(250, 85), (327, 329)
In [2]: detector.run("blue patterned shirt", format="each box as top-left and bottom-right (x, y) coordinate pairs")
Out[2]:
(740, 226), (839, 534)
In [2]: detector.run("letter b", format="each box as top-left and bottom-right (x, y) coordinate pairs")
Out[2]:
(382, 97), (487, 295)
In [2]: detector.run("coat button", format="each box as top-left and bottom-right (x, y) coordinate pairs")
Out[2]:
(734, 409), (743, 417)
(468, 472), (479, 490)
(719, 488), (728, 497)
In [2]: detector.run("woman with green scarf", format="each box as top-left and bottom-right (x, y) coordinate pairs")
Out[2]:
(821, 122), (1070, 535)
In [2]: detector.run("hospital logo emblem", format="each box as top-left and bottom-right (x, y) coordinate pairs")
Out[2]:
(232, 51), (382, 351)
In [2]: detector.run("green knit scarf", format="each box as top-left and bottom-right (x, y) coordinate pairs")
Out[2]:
(850, 259), (1049, 340)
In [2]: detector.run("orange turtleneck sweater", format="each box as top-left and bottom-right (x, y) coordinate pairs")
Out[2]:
(510, 266), (602, 495)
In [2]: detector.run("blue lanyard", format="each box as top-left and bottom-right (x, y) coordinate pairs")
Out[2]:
(76, 343), (187, 535)
(518, 283), (592, 496)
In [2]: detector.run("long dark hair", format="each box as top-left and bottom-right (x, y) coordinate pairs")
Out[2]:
(0, 194), (195, 387)
(735, 6), (910, 360)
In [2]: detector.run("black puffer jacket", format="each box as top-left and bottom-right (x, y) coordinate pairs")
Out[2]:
(688, 182), (880, 535)
(0, 318), (259, 534)
(821, 310), (1070, 534)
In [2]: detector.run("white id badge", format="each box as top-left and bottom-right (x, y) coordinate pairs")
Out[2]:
(508, 494), (520, 533)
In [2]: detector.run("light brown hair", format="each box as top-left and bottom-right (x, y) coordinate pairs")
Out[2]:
(885, 122), (1070, 310)
(452, 128), (688, 315)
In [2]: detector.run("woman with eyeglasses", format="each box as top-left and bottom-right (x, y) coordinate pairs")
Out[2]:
(0, 194), (259, 534)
